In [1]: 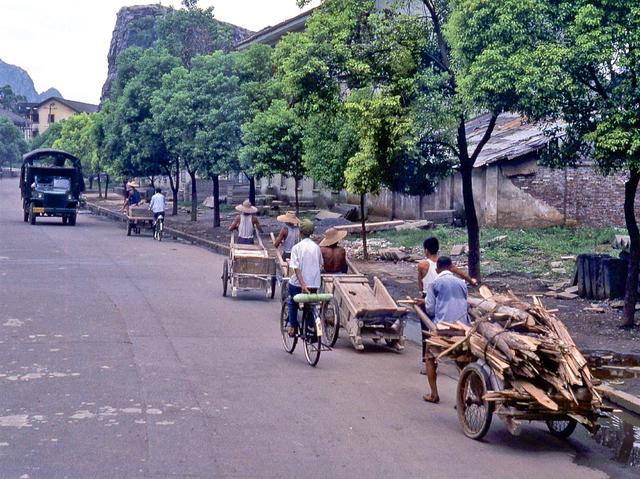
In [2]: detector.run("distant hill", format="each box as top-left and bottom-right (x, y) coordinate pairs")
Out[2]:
(0, 58), (62, 102)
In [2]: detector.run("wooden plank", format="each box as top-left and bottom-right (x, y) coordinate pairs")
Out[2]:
(514, 381), (559, 411)
(333, 220), (404, 234)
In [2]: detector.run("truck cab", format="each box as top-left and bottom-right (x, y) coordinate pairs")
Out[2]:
(20, 149), (85, 225)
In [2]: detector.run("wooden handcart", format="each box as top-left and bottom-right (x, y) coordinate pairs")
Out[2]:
(126, 206), (154, 237)
(324, 267), (407, 351)
(413, 287), (605, 440)
(222, 233), (276, 299)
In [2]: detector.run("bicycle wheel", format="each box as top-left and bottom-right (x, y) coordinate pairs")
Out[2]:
(322, 302), (340, 347)
(303, 309), (321, 367)
(456, 363), (494, 440)
(156, 219), (164, 241)
(280, 302), (297, 354)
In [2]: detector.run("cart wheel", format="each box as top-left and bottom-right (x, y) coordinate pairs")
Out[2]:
(270, 276), (277, 299)
(303, 310), (321, 367)
(280, 303), (297, 354)
(385, 339), (401, 350)
(456, 363), (494, 440)
(222, 260), (229, 297)
(322, 302), (340, 347)
(545, 418), (577, 439)
(127, 223), (132, 236)
(23, 209), (29, 222)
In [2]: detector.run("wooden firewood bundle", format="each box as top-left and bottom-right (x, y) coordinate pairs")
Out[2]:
(426, 286), (602, 424)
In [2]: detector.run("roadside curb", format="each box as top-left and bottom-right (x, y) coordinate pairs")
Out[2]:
(85, 202), (230, 256)
(597, 385), (640, 416)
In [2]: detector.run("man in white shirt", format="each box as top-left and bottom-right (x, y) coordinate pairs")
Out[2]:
(287, 219), (323, 337)
(148, 188), (166, 225)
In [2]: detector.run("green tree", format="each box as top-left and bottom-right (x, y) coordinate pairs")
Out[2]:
(240, 99), (305, 214)
(447, 0), (640, 327)
(0, 117), (27, 172)
(52, 113), (104, 196)
(99, 47), (181, 214)
(152, 51), (244, 224)
(0, 85), (26, 113)
(30, 121), (63, 150)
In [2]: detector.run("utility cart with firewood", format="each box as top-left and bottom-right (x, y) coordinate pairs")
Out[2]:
(323, 268), (407, 351)
(415, 286), (605, 440)
(222, 233), (276, 299)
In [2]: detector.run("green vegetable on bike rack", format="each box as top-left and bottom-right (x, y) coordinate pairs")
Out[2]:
(293, 293), (333, 303)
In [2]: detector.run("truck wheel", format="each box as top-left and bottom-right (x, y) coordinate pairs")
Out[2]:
(29, 204), (36, 225)
(62, 217), (68, 225)
(68, 214), (77, 226)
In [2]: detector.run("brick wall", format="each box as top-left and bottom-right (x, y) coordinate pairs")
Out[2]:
(510, 164), (640, 227)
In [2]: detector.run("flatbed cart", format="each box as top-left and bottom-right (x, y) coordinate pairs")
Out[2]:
(222, 232), (276, 298)
(323, 268), (407, 352)
(126, 206), (154, 237)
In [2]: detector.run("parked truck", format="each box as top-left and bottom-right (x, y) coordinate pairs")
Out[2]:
(20, 149), (85, 226)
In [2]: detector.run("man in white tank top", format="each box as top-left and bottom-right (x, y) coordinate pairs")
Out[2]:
(229, 199), (263, 244)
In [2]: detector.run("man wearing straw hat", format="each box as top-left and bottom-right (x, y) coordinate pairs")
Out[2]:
(273, 211), (301, 260)
(120, 181), (141, 213)
(320, 227), (349, 274)
(286, 219), (323, 337)
(229, 199), (263, 244)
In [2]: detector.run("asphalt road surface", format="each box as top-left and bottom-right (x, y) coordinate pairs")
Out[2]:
(0, 177), (633, 479)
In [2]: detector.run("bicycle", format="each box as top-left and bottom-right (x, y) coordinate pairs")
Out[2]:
(280, 292), (333, 367)
(153, 213), (164, 241)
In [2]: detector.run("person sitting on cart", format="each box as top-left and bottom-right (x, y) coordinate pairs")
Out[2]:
(273, 211), (300, 260)
(120, 181), (142, 213)
(320, 228), (348, 274)
(421, 256), (470, 404)
(287, 219), (323, 337)
(417, 237), (476, 373)
(229, 199), (263, 245)
(148, 187), (166, 225)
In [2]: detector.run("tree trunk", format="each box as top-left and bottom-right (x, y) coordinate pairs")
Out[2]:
(249, 176), (256, 205)
(173, 157), (180, 216)
(213, 174), (221, 228)
(89, 176), (94, 190)
(622, 169), (640, 327)
(360, 193), (368, 260)
(150, 176), (155, 188)
(189, 170), (197, 222)
(391, 190), (396, 220)
(294, 177), (300, 216)
(105, 174), (110, 199)
(97, 174), (102, 199)
(461, 163), (481, 281)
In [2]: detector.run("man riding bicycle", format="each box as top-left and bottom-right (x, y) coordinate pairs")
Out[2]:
(149, 187), (166, 225)
(287, 219), (323, 337)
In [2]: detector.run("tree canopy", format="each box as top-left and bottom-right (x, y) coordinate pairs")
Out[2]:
(0, 117), (27, 169)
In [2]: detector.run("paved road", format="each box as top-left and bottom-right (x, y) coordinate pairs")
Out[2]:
(0, 177), (632, 479)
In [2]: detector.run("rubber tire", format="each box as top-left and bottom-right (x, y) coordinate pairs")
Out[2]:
(62, 217), (68, 225)
(545, 418), (577, 439)
(270, 277), (277, 299)
(323, 302), (340, 347)
(29, 204), (36, 225)
(23, 209), (29, 222)
(280, 302), (297, 354)
(127, 223), (133, 236)
(222, 260), (229, 297)
(456, 363), (494, 440)
(156, 220), (163, 241)
(68, 214), (76, 226)
(303, 310), (321, 367)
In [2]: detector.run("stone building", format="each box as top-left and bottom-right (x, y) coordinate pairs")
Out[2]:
(19, 97), (98, 138)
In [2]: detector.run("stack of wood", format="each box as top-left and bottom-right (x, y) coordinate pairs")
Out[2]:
(426, 286), (603, 428)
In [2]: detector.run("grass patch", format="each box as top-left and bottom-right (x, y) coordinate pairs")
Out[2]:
(371, 226), (622, 276)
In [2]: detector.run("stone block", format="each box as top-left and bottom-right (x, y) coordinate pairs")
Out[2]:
(450, 244), (468, 256)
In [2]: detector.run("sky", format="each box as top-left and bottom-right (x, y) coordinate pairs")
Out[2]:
(0, 0), (319, 104)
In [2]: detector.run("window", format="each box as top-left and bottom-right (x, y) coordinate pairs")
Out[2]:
(31, 112), (39, 123)
(267, 175), (273, 186)
(32, 129), (39, 138)
(48, 114), (55, 124)
(280, 174), (287, 188)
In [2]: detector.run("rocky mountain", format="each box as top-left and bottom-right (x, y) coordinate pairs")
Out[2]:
(0, 59), (62, 102)
(100, 4), (254, 103)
